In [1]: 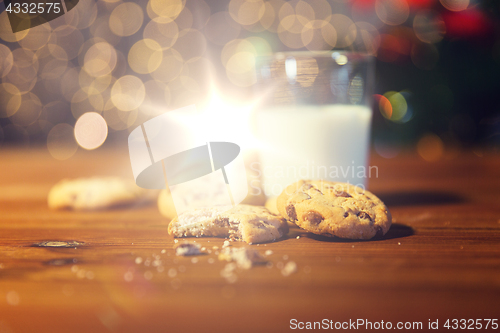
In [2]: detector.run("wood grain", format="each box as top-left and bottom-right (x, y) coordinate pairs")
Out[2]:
(0, 147), (499, 333)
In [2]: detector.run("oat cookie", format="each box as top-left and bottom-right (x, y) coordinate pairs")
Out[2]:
(48, 177), (153, 210)
(277, 180), (391, 239)
(168, 204), (288, 244)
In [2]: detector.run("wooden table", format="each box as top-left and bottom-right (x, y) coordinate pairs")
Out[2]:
(0, 146), (499, 333)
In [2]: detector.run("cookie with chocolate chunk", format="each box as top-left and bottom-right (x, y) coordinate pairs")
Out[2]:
(277, 180), (391, 239)
(168, 204), (288, 244)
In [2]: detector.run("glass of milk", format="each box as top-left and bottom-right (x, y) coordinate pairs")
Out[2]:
(254, 51), (375, 197)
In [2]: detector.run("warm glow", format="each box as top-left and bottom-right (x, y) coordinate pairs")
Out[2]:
(74, 112), (109, 150)
(190, 87), (260, 151)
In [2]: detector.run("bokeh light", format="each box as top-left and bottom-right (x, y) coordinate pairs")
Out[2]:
(440, 0), (469, 12)
(413, 10), (446, 44)
(74, 112), (109, 150)
(0, 0), (495, 153)
(128, 39), (163, 74)
(0, 12), (29, 42)
(83, 42), (117, 77)
(205, 12), (241, 46)
(149, 0), (185, 20)
(111, 75), (146, 111)
(229, 0), (266, 26)
(0, 83), (22, 118)
(375, 0), (410, 26)
(47, 123), (78, 160)
(0, 45), (14, 78)
(8, 93), (42, 127)
(383, 91), (408, 122)
(143, 18), (179, 49)
(417, 133), (444, 162)
(374, 94), (393, 119)
(109, 2), (144, 37)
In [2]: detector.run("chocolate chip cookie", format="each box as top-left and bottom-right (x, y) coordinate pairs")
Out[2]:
(168, 204), (288, 244)
(277, 180), (391, 239)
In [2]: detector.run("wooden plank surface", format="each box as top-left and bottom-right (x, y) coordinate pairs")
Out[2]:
(0, 146), (499, 333)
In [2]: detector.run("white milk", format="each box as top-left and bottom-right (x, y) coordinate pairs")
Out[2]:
(256, 104), (372, 197)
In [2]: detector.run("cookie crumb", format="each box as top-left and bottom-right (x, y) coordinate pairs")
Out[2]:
(296, 236), (300, 239)
(213, 246), (219, 250)
(201, 247), (206, 251)
(352, 245), (355, 248)
(161, 249), (166, 254)
(222, 240), (231, 248)
(174, 239), (178, 244)
(264, 250), (273, 256)
(281, 261), (297, 276)
(398, 242), (401, 245)
(175, 243), (202, 256)
(218, 247), (266, 269)
(135, 257), (143, 264)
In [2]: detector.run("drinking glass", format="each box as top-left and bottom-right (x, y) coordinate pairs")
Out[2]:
(254, 51), (375, 197)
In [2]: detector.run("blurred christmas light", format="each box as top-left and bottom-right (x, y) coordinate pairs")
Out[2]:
(413, 10), (445, 43)
(439, 0), (469, 12)
(109, 2), (144, 37)
(84, 42), (117, 77)
(374, 94), (392, 119)
(74, 112), (108, 150)
(128, 39), (163, 74)
(149, 0), (185, 20)
(0, 45), (14, 78)
(0, 0), (496, 149)
(442, 9), (493, 39)
(375, 0), (410, 26)
(47, 123), (78, 160)
(111, 75), (146, 111)
(205, 12), (241, 46)
(0, 83), (22, 118)
(8, 92), (42, 127)
(143, 17), (179, 49)
(417, 133), (444, 162)
(383, 91), (408, 122)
